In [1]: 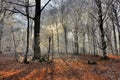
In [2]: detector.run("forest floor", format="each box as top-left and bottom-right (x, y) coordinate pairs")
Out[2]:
(0, 53), (120, 80)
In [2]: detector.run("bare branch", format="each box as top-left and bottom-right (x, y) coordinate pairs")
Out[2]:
(89, 12), (99, 22)
(14, 7), (34, 20)
(4, 1), (35, 7)
(103, 0), (114, 21)
(5, 8), (18, 13)
(4, 1), (25, 7)
(5, 7), (34, 20)
(29, 5), (35, 7)
(41, 0), (51, 12)
(103, 16), (109, 23)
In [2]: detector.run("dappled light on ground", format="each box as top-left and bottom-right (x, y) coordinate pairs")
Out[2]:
(0, 54), (120, 80)
(0, 68), (25, 78)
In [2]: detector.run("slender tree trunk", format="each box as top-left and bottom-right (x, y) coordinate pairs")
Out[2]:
(87, 29), (90, 54)
(33, 0), (41, 60)
(24, 1), (30, 63)
(63, 26), (68, 54)
(61, 0), (68, 54)
(0, 0), (4, 53)
(118, 30), (120, 53)
(92, 36), (96, 56)
(55, 22), (60, 54)
(113, 7), (120, 54)
(0, 19), (3, 53)
(10, 26), (20, 62)
(83, 33), (85, 54)
(111, 17), (118, 55)
(48, 36), (51, 61)
(51, 30), (54, 60)
(109, 5), (118, 55)
(74, 26), (79, 55)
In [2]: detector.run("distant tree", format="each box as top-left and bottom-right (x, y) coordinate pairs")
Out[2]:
(59, 0), (68, 54)
(110, 0), (120, 54)
(0, 0), (5, 53)
(69, 0), (83, 55)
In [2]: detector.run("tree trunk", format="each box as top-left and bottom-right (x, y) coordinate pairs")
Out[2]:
(74, 26), (79, 55)
(64, 26), (68, 54)
(51, 30), (54, 60)
(113, 7), (120, 54)
(33, 0), (41, 60)
(48, 36), (51, 61)
(92, 36), (96, 56)
(98, 0), (107, 58)
(55, 22), (60, 54)
(111, 17), (118, 55)
(0, 0), (4, 53)
(24, 1), (30, 63)
(0, 19), (3, 54)
(83, 33), (85, 54)
(10, 26), (20, 62)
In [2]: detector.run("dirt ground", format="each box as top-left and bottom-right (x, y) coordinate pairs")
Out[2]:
(0, 53), (120, 80)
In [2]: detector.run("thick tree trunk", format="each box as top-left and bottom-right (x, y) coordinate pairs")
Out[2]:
(98, 0), (107, 58)
(33, 0), (41, 60)
(99, 22), (107, 58)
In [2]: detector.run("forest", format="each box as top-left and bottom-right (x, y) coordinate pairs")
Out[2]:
(0, 0), (120, 80)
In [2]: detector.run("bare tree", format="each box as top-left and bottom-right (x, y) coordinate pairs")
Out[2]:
(59, 0), (68, 54)
(33, 0), (51, 60)
(110, 0), (120, 54)
(4, 0), (52, 61)
(69, 0), (83, 55)
(109, 5), (118, 54)
(24, 0), (30, 64)
(0, 0), (5, 53)
(93, 0), (113, 59)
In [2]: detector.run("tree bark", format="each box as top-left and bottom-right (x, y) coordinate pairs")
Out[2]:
(74, 26), (79, 55)
(112, 5), (120, 54)
(0, 19), (3, 53)
(48, 36), (51, 61)
(64, 26), (68, 54)
(0, 0), (4, 53)
(33, 0), (41, 60)
(55, 22), (60, 54)
(111, 16), (118, 55)
(97, 0), (107, 58)
(24, 1), (30, 63)
(83, 33), (85, 54)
